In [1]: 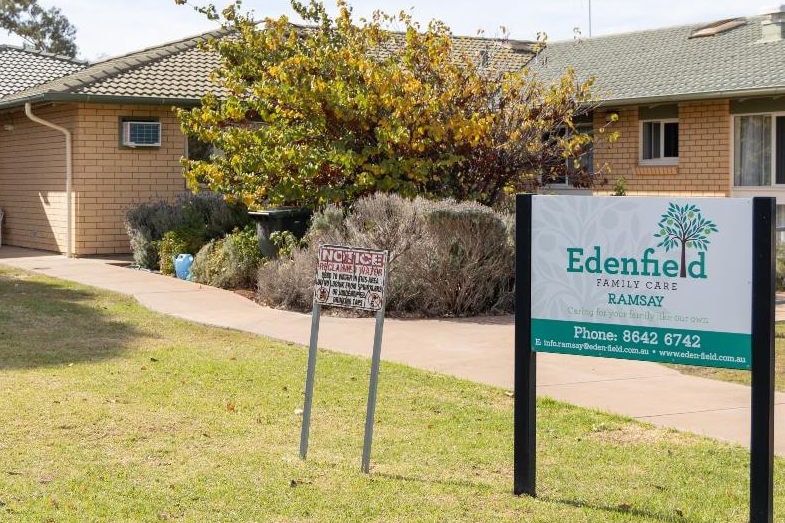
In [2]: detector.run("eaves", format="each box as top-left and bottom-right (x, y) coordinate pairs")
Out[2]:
(594, 86), (785, 108)
(0, 92), (203, 111)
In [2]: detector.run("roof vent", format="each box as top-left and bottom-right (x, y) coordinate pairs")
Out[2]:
(689, 18), (746, 38)
(761, 5), (785, 42)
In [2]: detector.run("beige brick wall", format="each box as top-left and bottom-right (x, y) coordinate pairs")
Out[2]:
(593, 101), (730, 197)
(72, 103), (187, 255)
(0, 104), (74, 252)
(0, 102), (187, 255)
(1, 98), (735, 254)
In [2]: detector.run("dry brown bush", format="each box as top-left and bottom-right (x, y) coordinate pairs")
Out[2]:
(407, 199), (514, 316)
(257, 194), (514, 317)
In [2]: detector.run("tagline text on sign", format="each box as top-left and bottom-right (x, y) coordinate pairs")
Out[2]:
(315, 245), (387, 311)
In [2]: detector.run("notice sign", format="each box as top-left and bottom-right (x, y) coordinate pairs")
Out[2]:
(531, 196), (753, 369)
(315, 245), (388, 311)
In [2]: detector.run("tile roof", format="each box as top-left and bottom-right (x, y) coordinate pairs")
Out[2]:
(375, 32), (535, 77)
(0, 29), (229, 108)
(70, 40), (224, 99)
(6, 14), (784, 111)
(0, 26), (534, 109)
(529, 15), (785, 105)
(0, 45), (85, 98)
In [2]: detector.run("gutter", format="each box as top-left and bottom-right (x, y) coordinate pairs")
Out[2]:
(0, 93), (204, 111)
(24, 102), (73, 258)
(593, 86), (785, 108)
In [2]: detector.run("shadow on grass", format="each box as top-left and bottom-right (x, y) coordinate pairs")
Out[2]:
(374, 472), (494, 491)
(541, 496), (680, 522)
(377, 473), (680, 521)
(0, 271), (143, 369)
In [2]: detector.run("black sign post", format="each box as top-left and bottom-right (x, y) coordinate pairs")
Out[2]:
(750, 197), (775, 523)
(514, 194), (775, 522)
(514, 194), (535, 497)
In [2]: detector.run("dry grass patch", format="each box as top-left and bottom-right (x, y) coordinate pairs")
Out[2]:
(586, 423), (687, 446)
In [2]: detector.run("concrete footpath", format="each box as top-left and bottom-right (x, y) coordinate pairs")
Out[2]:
(1, 246), (784, 454)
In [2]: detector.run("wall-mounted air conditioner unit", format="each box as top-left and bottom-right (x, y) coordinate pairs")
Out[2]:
(121, 120), (161, 147)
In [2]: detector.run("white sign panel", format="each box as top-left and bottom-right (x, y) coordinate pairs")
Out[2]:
(531, 196), (752, 369)
(315, 245), (388, 311)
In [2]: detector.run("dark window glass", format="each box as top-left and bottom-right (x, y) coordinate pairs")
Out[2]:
(663, 122), (679, 158)
(642, 122), (660, 159)
(188, 135), (212, 161)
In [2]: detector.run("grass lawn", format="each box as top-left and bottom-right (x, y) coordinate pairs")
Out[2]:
(0, 265), (782, 522)
(671, 324), (785, 391)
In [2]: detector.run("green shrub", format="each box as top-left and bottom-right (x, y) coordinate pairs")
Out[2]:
(190, 239), (229, 287)
(184, 193), (250, 240)
(125, 193), (250, 270)
(612, 176), (627, 196)
(191, 226), (263, 289)
(269, 230), (306, 259)
(125, 199), (182, 270)
(777, 244), (785, 291)
(158, 226), (207, 276)
(256, 247), (316, 310)
(257, 194), (514, 317)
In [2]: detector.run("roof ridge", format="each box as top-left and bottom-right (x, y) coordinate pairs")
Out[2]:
(529, 12), (785, 105)
(87, 27), (228, 67)
(0, 43), (87, 65)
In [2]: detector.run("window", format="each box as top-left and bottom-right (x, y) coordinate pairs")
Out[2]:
(186, 136), (223, 187)
(571, 128), (594, 177)
(641, 119), (678, 163)
(187, 135), (213, 161)
(546, 125), (593, 186)
(120, 119), (161, 147)
(733, 113), (785, 186)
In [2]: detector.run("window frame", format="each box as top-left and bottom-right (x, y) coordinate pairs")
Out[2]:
(732, 110), (785, 187)
(639, 118), (679, 165)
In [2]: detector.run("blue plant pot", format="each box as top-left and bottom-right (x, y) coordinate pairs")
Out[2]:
(174, 253), (194, 280)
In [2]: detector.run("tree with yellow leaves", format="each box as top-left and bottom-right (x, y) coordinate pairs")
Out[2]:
(177, 0), (614, 209)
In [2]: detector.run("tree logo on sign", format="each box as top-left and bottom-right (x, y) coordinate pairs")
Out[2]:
(654, 203), (719, 278)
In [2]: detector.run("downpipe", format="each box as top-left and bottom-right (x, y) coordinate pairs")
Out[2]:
(24, 102), (73, 258)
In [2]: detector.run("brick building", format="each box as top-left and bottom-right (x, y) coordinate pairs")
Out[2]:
(4, 10), (785, 255)
(0, 30), (532, 256)
(531, 8), (785, 229)
(0, 32), (227, 256)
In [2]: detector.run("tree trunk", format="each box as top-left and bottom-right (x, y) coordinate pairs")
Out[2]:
(679, 242), (687, 278)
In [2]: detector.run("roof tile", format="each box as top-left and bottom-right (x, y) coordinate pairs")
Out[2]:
(530, 15), (785, 104)
(0, 45), (84, 98)
(0, 26), (533, 107)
